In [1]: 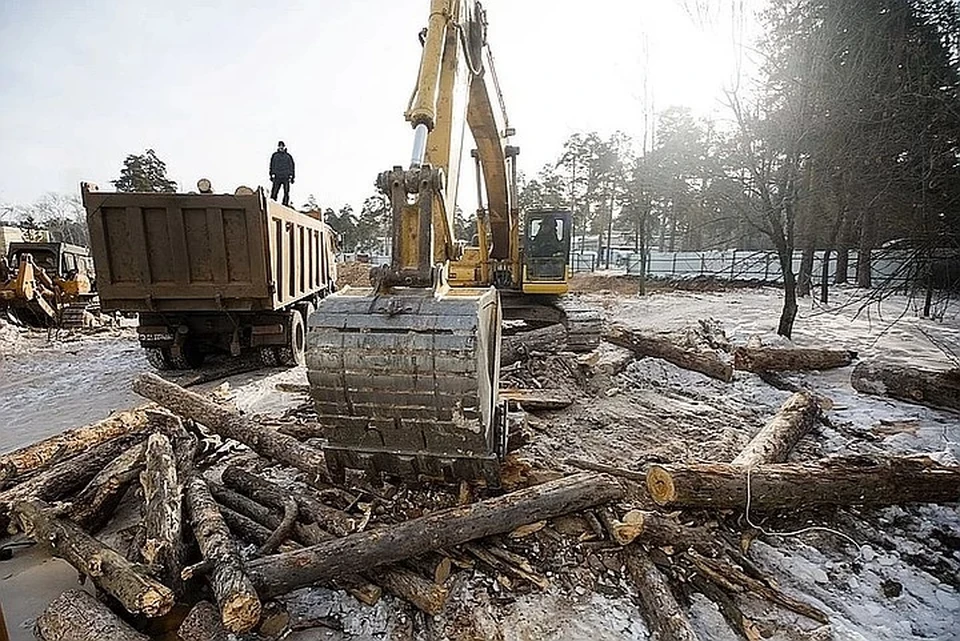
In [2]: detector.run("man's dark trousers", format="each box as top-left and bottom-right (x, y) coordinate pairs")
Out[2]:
(271, 177), (291, 206)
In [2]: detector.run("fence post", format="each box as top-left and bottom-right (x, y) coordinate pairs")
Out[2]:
(700, 254), (706, 277)
(672, 253), (677, 276)
(763, 253), (770, 282)
(730, 250), (736, 280)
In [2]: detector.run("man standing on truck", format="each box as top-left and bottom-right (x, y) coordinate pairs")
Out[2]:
(269, 141), (295, 207)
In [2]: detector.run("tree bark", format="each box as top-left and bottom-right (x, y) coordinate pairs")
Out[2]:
(797, 246), (815, 298)
(140, 432), (184, 592)
(776, 254), (798, 338)
(851, 361), (960, 411)
(247, 472), (623, 598)
(623, 549), (700, 641)
(605, 324), (732, 382)
(15, 500), (174, 618)
(0, 433), (145, 532)
(176, 601), (230, 641)
(258, 497), (298, 556)
(0, 409), (148, 491)
(731, 392), (820, 467)
(734, 346), (857, 372)
(34, 589), (148, 641)
(376, 566), (449, 615)
(221, 465), (356, 537)
(184, 475), (262, 633)
(501, 324), (567, 366)
(67, 440), (146, 532)
(646, 456), (960, 511)
(134, 373), (329, 485)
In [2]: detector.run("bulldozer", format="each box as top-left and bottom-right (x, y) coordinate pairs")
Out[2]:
(306, 0), (601, 485)
(0, 242), (98, 328)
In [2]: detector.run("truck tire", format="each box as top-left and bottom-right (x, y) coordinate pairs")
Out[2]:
(259, 347), (280, 367)
(168, 341), (204, 370)
(277, 310), (306, 367)
(145, 348), (172, 371)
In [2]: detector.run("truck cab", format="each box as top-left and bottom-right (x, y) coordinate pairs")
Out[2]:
(521, 210), (571, 294)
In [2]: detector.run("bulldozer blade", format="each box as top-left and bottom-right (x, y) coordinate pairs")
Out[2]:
(305, 286), (505, 485)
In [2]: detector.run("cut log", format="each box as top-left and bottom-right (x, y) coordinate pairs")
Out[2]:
(732, 392), (820, 467)
(501, 324), (567, 366)
(605, 324), (732, 382)
(565, 458), (646, 482)
(184, 475), (262, 633)
(140, 432), (184, 592)
(376, 566), (449, 615)
(221, 465), (356, 537)
(0, 409), (148, 491)
(247, 472), (623, 598)
(685, 550), (828, 624)
(647, 456), (960, 511)
(133, 373), (329, 485)
(734, 346), (857, 372)
(67, 440), (146, 532)
(176, 601), (229, 641)
(15, 500), (174, 618)
(465, 542), (549, 589)
(500, 387), (573, 411)
(0, 433), (145, 532)
(623, 549), (700, 641)
(34, 589), (149, 641)
(145, 410), (197, 480)
(851, 361), (960, 411)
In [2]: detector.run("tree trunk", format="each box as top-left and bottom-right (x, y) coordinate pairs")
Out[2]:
(777, 253), (798, 338)
(221, 466), (356, 537)
(623, 550), (700, 641)
(646, 456), (960, 511)
(1, 434), (145, 532)
(176, 601), (230, 641)
(851, 362), (960, 411)
(66, 440), (146, 532)
(247, 473), (623, 598)
(605, 324), (732, 382)
(34, 589), (148, 641)
(856, 210), (875, 288)
(140, 432), (184, 592)
(733, 346), (857, 372)
(15, 500), (174, 618)
(732, 392), (821, 467)
(500, 324), (567, 366)
(134, 373), (329, 485)
(183, 475), (262, 633)
(0, 410), (148, 491)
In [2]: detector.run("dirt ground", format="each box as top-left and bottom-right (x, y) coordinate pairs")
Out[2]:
(1, 280), (958, 640)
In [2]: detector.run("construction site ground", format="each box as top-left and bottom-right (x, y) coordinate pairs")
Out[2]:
(1, 273), (958, 641)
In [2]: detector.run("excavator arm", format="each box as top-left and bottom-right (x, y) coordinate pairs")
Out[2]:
(305, 0), (516, 484)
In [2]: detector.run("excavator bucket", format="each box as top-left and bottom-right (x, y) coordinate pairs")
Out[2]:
(305, 286), (506, 486)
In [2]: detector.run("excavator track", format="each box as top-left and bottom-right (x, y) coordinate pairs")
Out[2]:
(553, 298), (603, 352)
(305, 286), (505, 485)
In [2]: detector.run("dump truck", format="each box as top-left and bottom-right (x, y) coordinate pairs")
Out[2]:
(1, 241), (97, 328)
(81, 183), (337, 369)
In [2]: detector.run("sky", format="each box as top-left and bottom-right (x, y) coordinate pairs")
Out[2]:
(0, 0), (758, 214)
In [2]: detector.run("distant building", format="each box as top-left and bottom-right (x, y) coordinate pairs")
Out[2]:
(0, 226), (23, 257)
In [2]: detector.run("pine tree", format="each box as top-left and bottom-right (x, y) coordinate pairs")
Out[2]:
(111, 149), (177, 193)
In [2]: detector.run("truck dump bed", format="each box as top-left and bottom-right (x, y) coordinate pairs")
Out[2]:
(82, 185), (334, 313)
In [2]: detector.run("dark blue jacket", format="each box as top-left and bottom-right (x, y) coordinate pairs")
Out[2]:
(270, 150), (295, 179)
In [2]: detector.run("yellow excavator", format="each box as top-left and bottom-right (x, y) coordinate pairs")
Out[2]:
(306, 0), (600, 485)
(0, 242), (97, 328)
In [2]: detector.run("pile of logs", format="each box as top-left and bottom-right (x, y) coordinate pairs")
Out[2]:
(8, 365), (960, 641)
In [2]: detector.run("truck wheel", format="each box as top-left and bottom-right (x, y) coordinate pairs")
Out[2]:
(168, 341), (205, 370)
(145, 348), (172, 371)
(259, 347), (280, 367)
(278, 310), (306, 367)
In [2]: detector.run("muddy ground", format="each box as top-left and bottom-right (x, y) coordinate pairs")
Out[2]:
(0, 278), (958, 640)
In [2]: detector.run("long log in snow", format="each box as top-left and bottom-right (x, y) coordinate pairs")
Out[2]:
(732, 392), (821, 467)
(851, 361), (960, 412)
(501, 324), (567, 366)
(605, 324), (732, 382)
(133, 373), (329, 485)
(624, 550), (700, 641)
(734, 346), (857, 372)
(646, 456), (960, 511)
(247, 472), (623, 598)
(15, 500), (174, 618)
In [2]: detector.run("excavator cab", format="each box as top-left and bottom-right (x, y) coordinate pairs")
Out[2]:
(522, 210), (571, 293)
